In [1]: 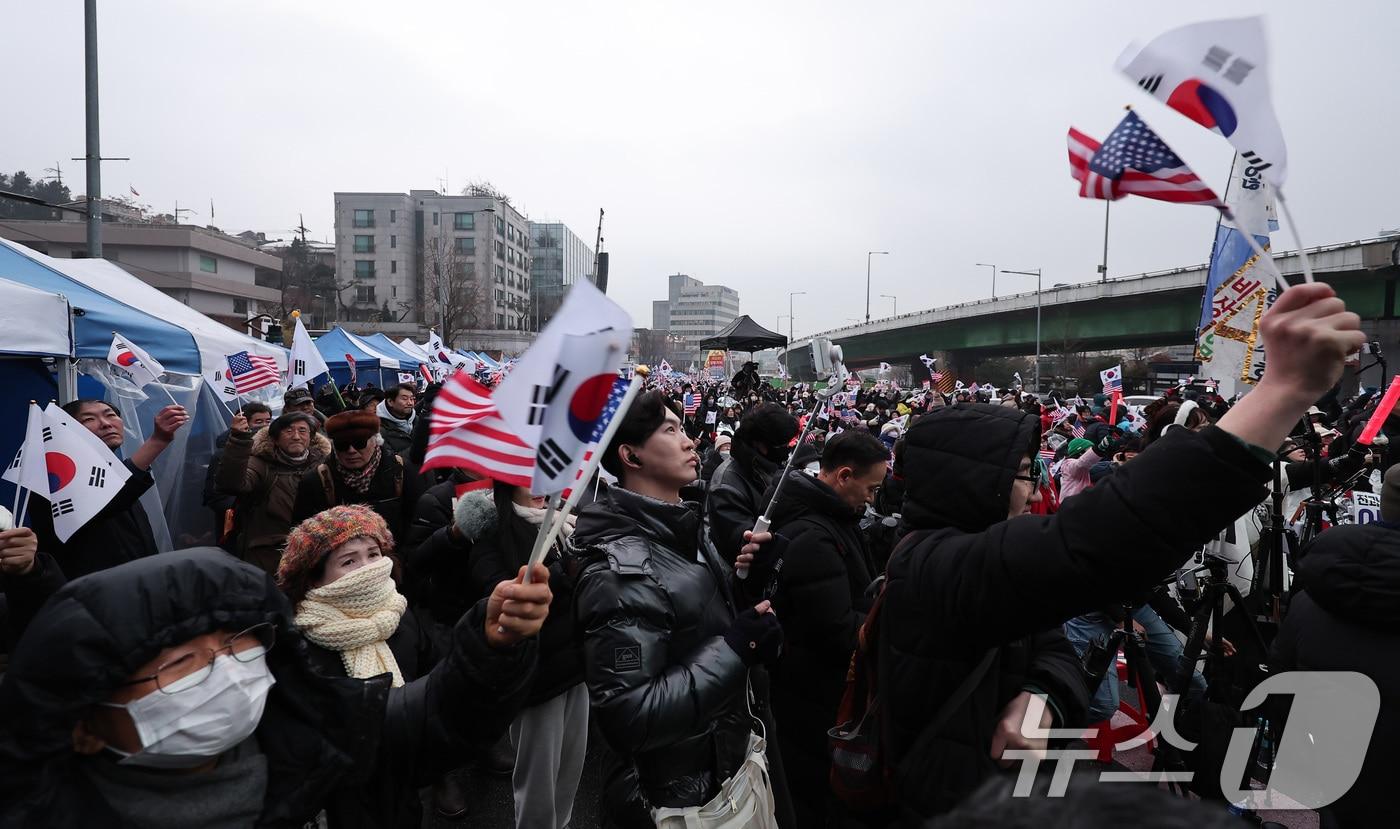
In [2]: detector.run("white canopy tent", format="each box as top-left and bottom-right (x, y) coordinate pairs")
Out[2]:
(339, 329), (401, 369)
(0, 276), (74, 358)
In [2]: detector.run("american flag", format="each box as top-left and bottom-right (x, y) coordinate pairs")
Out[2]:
(422, 373), (533, 487)
(683, 392), (699, 416)
(226, 351), (280, 394)
(1071, 419), (1086, 439)
(1067, 111), (1223, 207)
(1038, 447), (1057, 463)
(1100, 364), (1123, 395)
(587, 376), (630, 444)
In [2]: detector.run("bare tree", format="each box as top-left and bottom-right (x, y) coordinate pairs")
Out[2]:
(460, 180), (512, 206)
(421, 232), (492, 347)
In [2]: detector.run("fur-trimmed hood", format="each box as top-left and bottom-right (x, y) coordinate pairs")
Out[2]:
(251, 426), (331, 468)
(452, 489), (498, 544)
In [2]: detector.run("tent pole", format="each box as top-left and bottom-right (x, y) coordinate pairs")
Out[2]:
(57, 359), (78, 404)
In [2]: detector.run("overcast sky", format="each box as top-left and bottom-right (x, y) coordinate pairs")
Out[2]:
(6, 1), (1397, 338)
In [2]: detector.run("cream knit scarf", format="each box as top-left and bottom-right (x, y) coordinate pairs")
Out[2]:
(295, 557), (407, 687)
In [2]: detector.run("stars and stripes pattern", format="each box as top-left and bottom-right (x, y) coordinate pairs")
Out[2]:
(588, 377), (630, 445)
(422, 373), (533, 487)
(1071, 420), (1087, 439)
(1068, 111), (1224, 207)
(226, 351), (280, 394)
(1100, 364), (1123, 395)
(683, 393), (699, 416)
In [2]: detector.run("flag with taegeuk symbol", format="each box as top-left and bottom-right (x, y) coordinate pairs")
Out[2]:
(36, 402), (132, 542)
(1101, 364), (1124, 395)
(422, 373), (534, 488)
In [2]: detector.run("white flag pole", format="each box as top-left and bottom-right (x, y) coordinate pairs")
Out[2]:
(1220, 207), (1292, 296)
(1273, 191), (1316, 284)
(525, 367), (650, 580)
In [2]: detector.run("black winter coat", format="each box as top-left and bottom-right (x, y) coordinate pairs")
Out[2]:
(468, 487), (584, 706)
(571, 486), (750, 824)
(291, 445), (424, 544)
(883, 405), (1271, 818)
(400, 471), (479, 624)
(707, 440), (780, 562)
(1271, 521), (1400, 828)
(31, 459), (157, 580)
(0, 548), (535, 829)
(764, 470), (875, 808)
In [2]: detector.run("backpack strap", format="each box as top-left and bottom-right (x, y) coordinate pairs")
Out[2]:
(317, 463), (338, 508)
(392, 454), (404, 498)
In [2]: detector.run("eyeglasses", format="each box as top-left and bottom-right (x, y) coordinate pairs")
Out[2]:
(120, 623), (276, 694)
(334, 436), (371, 452)
(1014, 460), (1049, 488)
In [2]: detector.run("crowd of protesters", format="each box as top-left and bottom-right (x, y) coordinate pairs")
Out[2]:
(0, 282), (1394, 828)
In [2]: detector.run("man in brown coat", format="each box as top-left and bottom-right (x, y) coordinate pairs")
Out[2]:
(215, 410), (331, 574)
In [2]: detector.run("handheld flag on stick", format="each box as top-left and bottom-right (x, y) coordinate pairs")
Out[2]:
(3, 402), (48, 526)
(421, 373), (534, 486)
(108, 333), (178, 406)
(288, 314), (330, 389)
(1068, 111), (1223, 207)
(227, 351), (280, 395)
(36, 402), (133, 542)
(1100, 365), (1123, 395)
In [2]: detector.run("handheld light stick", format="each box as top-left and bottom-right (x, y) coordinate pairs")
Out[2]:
(1357, 375), (1400, 446)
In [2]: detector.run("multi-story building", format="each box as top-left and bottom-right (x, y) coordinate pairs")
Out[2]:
(0, 209), (282, 334)
(526, 221), (594, 328)
(650, 273), (740, 360)
(332, 190), (532, 343)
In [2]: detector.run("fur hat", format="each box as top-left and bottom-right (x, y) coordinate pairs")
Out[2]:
(325, 410), (380, 444)
(278, 504), (394, 601)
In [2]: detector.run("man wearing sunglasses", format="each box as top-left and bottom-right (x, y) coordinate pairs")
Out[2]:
(292, 410), (425, 545)
(0, 547), (551, 826)
(874, 282), (1367, 821)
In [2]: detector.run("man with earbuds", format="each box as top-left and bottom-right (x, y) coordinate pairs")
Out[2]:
(570, 390), (788, 827)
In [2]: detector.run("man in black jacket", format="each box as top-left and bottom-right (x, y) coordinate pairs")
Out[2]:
(572, 390), (786, 827)
(760, 429), (889, 826)
(880, 282), (1365, 820)
(31, 400), (188, 579)
(0, 547), (550, 827)
(708, 403), (798, 563)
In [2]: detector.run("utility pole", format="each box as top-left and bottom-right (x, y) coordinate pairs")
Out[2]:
(1099, 201), (1110, 282)
(864, 251), (889, 323)
(83, 0), (101, 257)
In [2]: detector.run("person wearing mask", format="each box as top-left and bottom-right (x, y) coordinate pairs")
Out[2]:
(216, 410), (331, 576)
(203, 403), (272, 550)
(377, 383), (417, 455)
(708, 403), (799, 564)
(0, 545), (551, 827)
(468, 482), (587, 829)
(700, 431), (732, 483)
(752, 430), (889, 826)
(1270, 462), (1400, 828)
(31, 401), (189, 579)
(878, 283), (1363, 820)
(292, 411), (422, 543)
(571, 391), (786, 827)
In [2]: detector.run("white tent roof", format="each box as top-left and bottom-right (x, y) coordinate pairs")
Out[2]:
(397, 338), (434, 363)
(339, 329), (400, 369)
(0, 276), (74, 358)
(41, 254), (287, 374)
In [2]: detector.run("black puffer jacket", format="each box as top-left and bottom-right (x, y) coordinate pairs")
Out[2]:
(31, 459), (157, 580)
(707, 440), (780, 562)
(468, 485), (584, 707)
(400, 471), (480, 623)
(764, 470), (875, 814)
(1271, 521), (1400, 828)
(0, 548), (536, 829)
(571, 486), (750, 825)
(882, 404), (1271, 818)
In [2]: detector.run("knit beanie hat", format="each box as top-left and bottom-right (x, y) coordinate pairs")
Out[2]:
(324, 410), (380, 445)
(1067, 438), (1094, 458)
(1381, 464), (1400, 523)
(278, 504), (395, 600)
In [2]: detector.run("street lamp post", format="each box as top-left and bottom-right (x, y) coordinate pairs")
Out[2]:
(865, 251), (889, 323)
(1001, 268), (1042, 393)
(880, 294), (897, 316)
(787, 292), (805, 375)
(977, 263), (997, 298)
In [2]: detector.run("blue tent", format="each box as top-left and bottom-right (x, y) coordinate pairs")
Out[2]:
(365, 333), (427, 371)
(0, 238), (201, 373)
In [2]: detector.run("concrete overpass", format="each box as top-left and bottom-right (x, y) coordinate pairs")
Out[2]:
(783, 236), (1400, 379)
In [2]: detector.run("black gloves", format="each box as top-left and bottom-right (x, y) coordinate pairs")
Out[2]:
(723, 606), (784, 666)
(1095, 434), (1119, 457)
(746, 532), (790, 588)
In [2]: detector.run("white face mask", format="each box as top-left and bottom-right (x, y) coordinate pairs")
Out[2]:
(102, 653), (276, 769)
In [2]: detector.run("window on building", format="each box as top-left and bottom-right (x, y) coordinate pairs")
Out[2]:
(496, 216), (505, 237)
(233, 298), (248, 315)
(496, 241), (505, 258)
(391, 260), (397, 274)
(433, 212), (439, 226)
(355, 260), (375, 279)
(356, 286), (376, 303)
(353, 235), (374, 253)
(353, 209), (374, 228)
(496, 313), (505, 328)
(507, 224), (515, 243)
(390, 209), (397, 223)
(392, 285), (397, 297)
(496, 265), (505, 282)
(199, 255), (218, 273)
(454, 212), (474, 231)
(454, 237), (475, 256)
(390, 235), (397, 249)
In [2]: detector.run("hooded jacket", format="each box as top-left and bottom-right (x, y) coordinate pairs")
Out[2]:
(0, 548), (536, 829)
(571, 486), (750, 824)
(216, 427), (332, 575)
(882, 403), (1271, 818)
(1271, 521), (1400, 828)
(376, 401), (415, 455)
(707, 439), (781, 562)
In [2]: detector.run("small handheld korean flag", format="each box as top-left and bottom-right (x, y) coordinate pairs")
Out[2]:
(39, 402), (132, 542)
(107, 333), (165, 389)
(1100, 365), (1124, 394)
(529, 333), (627, 495)
(3, 402), (49, 523)
(202, 369), (240, 403)
(288, 315), (330, 389)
